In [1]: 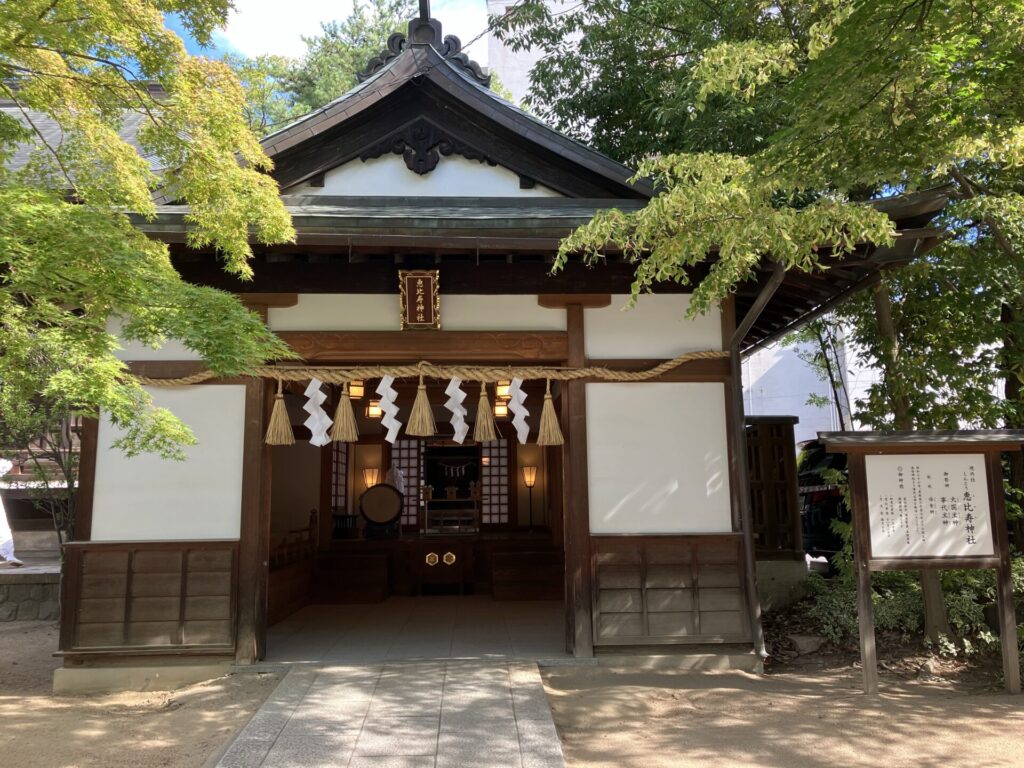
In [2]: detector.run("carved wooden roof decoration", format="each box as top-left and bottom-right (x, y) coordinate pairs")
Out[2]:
(360, 118), (497, 175)
(358, 11), (490, 87)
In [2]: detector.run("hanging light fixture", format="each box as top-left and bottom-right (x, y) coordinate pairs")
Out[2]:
(366, 399), (382, 418)
(493, 400), (509, 418)
(349, 379), (365, 399)
(496, 380), (511, 399)
(362, 467), (380, 487)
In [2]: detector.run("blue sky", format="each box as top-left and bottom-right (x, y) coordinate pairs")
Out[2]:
(167, 0), (489, 62)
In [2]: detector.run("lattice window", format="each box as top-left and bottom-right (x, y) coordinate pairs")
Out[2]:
(392, 439), (423, 527)
(331, 441), (349, 512)
(481, 440), (510, 525)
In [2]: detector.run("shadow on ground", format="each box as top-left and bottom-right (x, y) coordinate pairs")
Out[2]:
(542, 664), (1024, 768)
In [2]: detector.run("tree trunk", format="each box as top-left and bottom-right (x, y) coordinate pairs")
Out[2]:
(1001, 302), (1024, 543)
(871, 272), (950, 643)
(815, 323), (849, 431)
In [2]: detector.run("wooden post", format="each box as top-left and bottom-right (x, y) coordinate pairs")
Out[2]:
(848, 453), (879, 694)
(562, 303), (594, 657)
(986, 450), (1021, 694)
(235, 376), (268, 665)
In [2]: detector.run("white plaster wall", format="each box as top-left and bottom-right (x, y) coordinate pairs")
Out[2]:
(586, 382), (732, 534)
(107, 318), (202, 362)
(90, 386), (246, 541)
(584, 294), (722, 359)
(285, 154), (561, 198)
(267, 294), (566, 332)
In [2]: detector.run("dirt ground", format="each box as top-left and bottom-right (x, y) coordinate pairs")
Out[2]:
(0, 621), (279, 768)
(543, 654), (1024, 768)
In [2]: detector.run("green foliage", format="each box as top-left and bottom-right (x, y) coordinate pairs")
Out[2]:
(227, 0), (416, 136)
(289, 0), (415, 113)
(491, 0), (816, 164)
(556, 153), (895, 315)
(0, 0), (295, 470)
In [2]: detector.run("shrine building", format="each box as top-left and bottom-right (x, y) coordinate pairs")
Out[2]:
(49, 6), (946, 686)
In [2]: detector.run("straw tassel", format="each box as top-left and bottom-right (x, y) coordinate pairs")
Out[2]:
(473, 381), (497, 442)
(537, 379), (564, 446)
(331, 382), (360, 442)
(406, 375), (436, 437)
(265, 379), (295, 445)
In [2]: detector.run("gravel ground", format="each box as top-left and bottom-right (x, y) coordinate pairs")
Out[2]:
(543, 657), (1024, 768)
(0, 621), (279, 768)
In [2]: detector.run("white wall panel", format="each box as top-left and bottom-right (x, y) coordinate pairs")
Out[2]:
(443, 296), (566, 331)
(586, 382), (732, 534)
(584, 294), (722, 359)
(284, 154), (562, 197)
(90, 386), (246, 541)
(268, 294), (565, 332)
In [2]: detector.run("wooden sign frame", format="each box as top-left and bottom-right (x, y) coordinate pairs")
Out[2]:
(399, 269), (441, 330)
(822, 431), (1023, 695)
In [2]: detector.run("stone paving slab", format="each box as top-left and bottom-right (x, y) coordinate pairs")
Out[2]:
(215, 661), (565, 768)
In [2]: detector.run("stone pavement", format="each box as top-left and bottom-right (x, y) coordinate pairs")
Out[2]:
(214, 660), (566, 768)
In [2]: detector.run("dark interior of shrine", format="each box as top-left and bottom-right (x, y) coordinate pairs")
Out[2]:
(266, 379), (565, 627)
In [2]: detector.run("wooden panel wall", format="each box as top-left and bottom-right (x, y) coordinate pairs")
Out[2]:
(746, 418), (802, 559)
(591, 535), (749, 645)
(61, 541), (237, 656)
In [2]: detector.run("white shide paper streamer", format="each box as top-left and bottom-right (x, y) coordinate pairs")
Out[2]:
(377, 375), (402, 444)
(507, 378), (530, 444)
(303, 378), (333, 447)
(444, 378), (470, 444)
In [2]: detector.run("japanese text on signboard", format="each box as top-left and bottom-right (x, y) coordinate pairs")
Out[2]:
(399, 269), (440, 330)
(865, 453), (994, 558)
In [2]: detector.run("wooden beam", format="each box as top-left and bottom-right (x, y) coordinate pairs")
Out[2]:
(238, 292), (299, 310)
(538, 294), (611, 309)
(277, 331), (569, 363)
(563, 304), (594, 657)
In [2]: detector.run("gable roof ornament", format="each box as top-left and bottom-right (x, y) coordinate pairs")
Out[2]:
(357, 0), (490, 87)
(360, 118), (497, 175)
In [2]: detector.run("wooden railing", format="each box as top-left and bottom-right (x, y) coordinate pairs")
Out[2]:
(60, 540), (238, 657)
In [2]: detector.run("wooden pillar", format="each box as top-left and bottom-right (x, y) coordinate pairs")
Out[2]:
(235, 376), (268, 664)
(562, 304), (594, 657)
(73, 417), (99, 542)
(987, 450), (1022, 694)
(848, 453), (879, 694)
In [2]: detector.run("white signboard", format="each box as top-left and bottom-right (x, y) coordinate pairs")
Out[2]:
(864, 453), (994, 558)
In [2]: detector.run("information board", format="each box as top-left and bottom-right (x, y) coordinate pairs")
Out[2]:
(864, 453), (994, 558)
